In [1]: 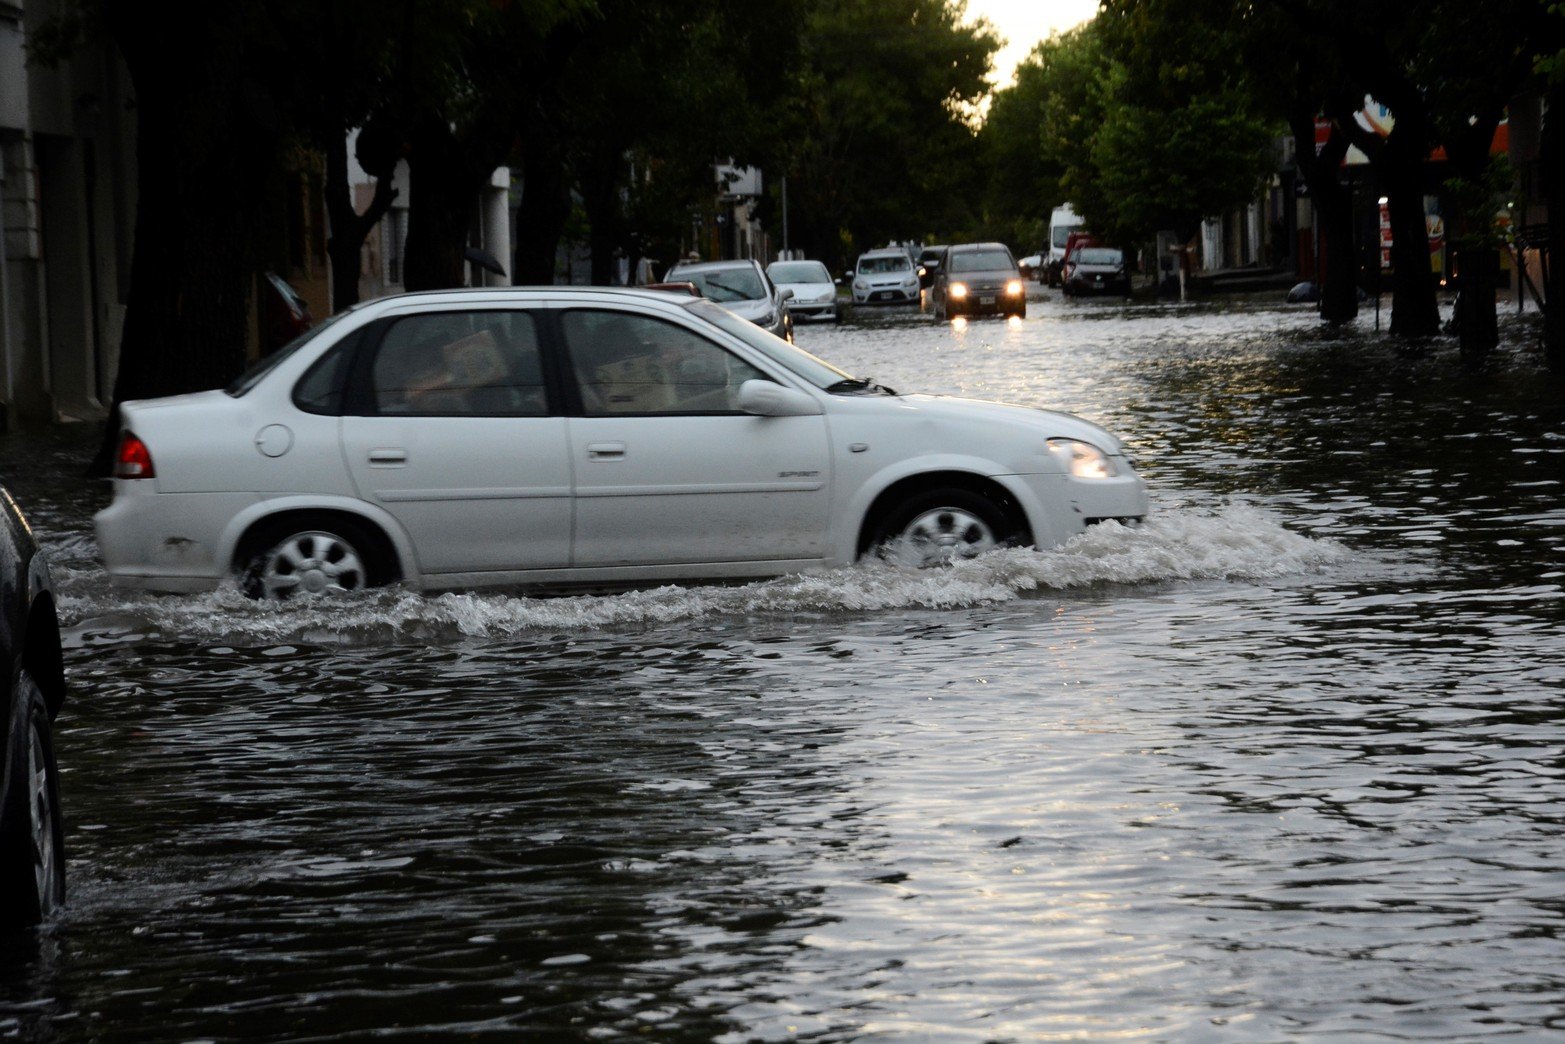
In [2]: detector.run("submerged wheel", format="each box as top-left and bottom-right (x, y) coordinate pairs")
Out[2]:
(872, 487), (1019, 567)
(0, 670), (65, 929)
(239, 518), (389, 599)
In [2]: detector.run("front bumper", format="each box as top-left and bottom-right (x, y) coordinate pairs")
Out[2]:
(853, 285), (919, 304)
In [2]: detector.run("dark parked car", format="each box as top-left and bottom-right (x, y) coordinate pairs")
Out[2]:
(931, 243), (1027, 319)
(0, 485), (66, 929)
(1062, 246), (1131, 296)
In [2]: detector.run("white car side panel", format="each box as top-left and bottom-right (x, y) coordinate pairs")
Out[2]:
(568, 414), (833, 566)
(341, 415), (573, 573)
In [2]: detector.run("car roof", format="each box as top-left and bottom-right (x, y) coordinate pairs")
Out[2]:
(857, 248), (909, 258)
(947, 242), (1011, 254)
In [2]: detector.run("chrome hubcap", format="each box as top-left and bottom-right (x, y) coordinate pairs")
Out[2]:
(27, 714), (57, 914)
(259, 531), (366, 598)
(897, 507), (998, 566)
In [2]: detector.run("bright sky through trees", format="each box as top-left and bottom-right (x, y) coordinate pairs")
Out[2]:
(966, 0), (1098, 85)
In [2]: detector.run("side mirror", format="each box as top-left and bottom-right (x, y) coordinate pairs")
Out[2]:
(781, 288), (795, 301)
(736, 379), (824, 417)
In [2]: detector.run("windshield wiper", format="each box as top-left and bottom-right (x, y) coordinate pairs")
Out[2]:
(824, 376), (896, 395)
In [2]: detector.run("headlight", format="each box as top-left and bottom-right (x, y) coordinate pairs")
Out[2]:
(1047, 439), (1118, 479)
(949, 282), (968, 299)
(1006, 281), (1024, 296)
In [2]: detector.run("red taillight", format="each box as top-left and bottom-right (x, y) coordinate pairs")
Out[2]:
(114, 432), (155, 479)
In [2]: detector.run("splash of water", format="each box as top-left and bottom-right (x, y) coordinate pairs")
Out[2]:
(58, 503), (1347, 647)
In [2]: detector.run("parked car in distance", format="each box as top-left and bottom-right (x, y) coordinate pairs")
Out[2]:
(932, 243), (1027, 320)
(94, 287), (1148, 596)
(766, 260), (839, 323)
(917, 246), (947, 289)
(1, 485), (67, 930)
(852, 248), (921, 305)
(1063, 246), (1131, 297)
(1043, 203), (1085, 285)
(1018, 252), (1043, 281)
(663, 259), (793, 341)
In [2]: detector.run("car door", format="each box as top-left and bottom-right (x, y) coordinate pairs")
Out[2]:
(556, 306), (832, 567)
(339, 307), (573, 575)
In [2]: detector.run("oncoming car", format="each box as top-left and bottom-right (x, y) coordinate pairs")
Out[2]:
(933, 243), (1027, 319)
(94, 287), (1148, 597)
(766, 260), (839, 323)
(1, 485), (67, 929)
(852, 248), (920, 305)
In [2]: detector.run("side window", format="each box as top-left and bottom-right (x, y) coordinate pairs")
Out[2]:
(371, 311), (547, 417)
(294, 342), (353, 415)
(561, 310), (769, 416)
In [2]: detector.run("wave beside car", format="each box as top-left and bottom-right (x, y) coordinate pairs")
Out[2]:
(94, 286), (1148, 597)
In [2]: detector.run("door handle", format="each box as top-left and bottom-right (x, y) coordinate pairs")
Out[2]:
(368, 448), (408, 467)
(586, 442), (626, 461)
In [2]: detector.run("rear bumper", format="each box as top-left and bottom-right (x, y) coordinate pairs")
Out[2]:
(94, 488), (255, 593)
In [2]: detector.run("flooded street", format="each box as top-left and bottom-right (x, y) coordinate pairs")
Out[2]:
(4, 293), (1564, 1040)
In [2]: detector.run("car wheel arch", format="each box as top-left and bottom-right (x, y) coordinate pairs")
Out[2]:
(229, 506), (406, 587)
(855, 471), (1033, 558)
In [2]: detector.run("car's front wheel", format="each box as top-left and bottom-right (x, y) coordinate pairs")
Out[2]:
(871, 488), (1019, 567)
(0, 670), (65, 930)
(238, 518), (392, 599)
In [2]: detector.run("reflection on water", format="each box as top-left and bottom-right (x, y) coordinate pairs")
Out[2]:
(3, 296), (1564, 1039)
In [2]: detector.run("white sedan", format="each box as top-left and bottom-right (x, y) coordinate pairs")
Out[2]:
(95, 287), (1148, 597)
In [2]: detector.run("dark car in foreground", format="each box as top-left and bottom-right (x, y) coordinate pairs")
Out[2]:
(0, 485), (66, 930)
(932, 243), (1027, 319)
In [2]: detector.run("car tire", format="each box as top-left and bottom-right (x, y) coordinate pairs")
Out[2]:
(0, 669), (65, 930)
(871, 487), (1019, 567)
(238, 517), (392, 600)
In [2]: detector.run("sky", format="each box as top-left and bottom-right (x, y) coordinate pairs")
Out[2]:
(964, 0), (1100, 87)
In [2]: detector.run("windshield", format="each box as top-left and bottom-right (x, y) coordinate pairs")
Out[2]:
(948, 250), (1015, 274)
(690, 301), (854, 389)
(857, 254), (911, 274)
(767, 261), (831, 284)
(1051, 225), (1079, 248)
(669, 266), (765, 303)
(224, 311), (347, 397)
(1077, 248), (1123, 265)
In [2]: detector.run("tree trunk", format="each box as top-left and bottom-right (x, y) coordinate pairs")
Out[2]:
(1544, 78), (1565, 370)
(1293, 109), (1358, 324)
(92, 14), (280, 473)
(402, 119), (481, 292)
(1453, 243), (1499, 358)
(514, 129), (572, 285)
(324, 130), (398, 312)
(1383, 136), (1440, 338)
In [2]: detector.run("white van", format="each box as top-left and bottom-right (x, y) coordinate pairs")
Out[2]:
(1044, 204), (1085, 285)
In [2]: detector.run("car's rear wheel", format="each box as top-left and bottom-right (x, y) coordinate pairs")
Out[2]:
(0, 670), (65, 929)
(872, 488), (1018, 567)
(239, 518), (391, 599)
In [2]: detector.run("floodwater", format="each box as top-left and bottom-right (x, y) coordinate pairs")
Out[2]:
(3, 292), (1563, 1041)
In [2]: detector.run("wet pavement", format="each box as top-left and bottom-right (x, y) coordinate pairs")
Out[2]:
(2, 290), (1563, 1040)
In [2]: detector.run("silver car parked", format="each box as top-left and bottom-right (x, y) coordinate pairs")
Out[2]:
(664, 259), (794, 342)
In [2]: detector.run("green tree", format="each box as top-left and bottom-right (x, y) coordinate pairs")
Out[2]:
(979, 25), (1103, 252)
(779, 0), (998, 272)
(1080, 0), (1276, 250)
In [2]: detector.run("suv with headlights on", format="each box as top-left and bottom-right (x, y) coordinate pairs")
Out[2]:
(932, 243), (1027, 319)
